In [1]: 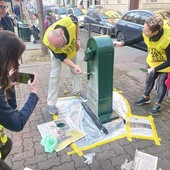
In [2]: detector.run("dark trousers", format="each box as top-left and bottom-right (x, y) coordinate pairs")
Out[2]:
(31, 25), (40, 41)
(0, 159), (11, 170)
(144, 72), (168, 104)
(0, 137), (12, 170)
(6, 86), (17, 110)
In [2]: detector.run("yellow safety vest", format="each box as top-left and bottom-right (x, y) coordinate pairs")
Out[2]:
(143, 25), (170, 72)
(0, 125), (7, 159)
(43, 17), (77, 59)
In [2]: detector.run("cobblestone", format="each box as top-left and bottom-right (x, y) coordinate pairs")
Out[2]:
(4, 44), (170, 169)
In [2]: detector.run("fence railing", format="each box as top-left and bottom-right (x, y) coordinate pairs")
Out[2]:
(83, 23), (112, 38)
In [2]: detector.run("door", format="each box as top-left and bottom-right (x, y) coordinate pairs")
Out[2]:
(129, 0), (139, 10)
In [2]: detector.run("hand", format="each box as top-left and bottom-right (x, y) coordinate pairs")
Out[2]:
(28, 73), (39, 95)
(113, 41), (124, 47)
(76, 39), (81, 51)
(8, 68), (18, 88)
(9, 68), (17, 78)
(147, 68), (155, 74)
(74, 65), (81, 74)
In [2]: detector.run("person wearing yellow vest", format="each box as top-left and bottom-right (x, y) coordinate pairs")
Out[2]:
(114, 16), (170, 115)
(43, 15), (85, 115)
(0, 31), (39, 169)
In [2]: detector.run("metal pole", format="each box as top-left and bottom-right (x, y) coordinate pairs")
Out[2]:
(36, 0), (48, 56)
(19, 0), (24, 21)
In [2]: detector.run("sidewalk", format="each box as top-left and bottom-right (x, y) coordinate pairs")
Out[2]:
(5, 42), (170, 170)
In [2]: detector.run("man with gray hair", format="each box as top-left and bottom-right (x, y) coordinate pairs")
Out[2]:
(43, 15), (85, 115)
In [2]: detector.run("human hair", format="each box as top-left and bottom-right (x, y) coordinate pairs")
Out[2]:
(145, 16), (163, 33)
(0, 31), (25, 90)
(33, 13), (38, 18)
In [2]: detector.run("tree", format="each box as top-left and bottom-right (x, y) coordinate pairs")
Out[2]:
(36, 0), (48, 55)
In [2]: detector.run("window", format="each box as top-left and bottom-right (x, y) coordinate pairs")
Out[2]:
(151, 0), (157, 2)
(122, 13), (132, 22)
(130, 12), (141, 24)
(140, 12), (152, 25)
(93, 12), (100, 19)
(68, 9), (73, 15)
(87, 11), (93, 18)
(117, 0), (121, 3)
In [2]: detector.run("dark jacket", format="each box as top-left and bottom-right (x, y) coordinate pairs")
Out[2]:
(0, 15), (14, 32)
(0, 90), (38, 132)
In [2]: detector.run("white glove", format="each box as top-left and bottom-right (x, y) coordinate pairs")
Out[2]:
(113, 41), (124, 47)
(147, 68), (155, 74)
(121, 159), (133, 170)
(84, 153), (96, 164)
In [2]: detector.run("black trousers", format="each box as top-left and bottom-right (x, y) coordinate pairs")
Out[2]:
(31, 25), (40, 41)
(0, 137), (12, 170)
(0, 159), (11, 170)
(144, 71), (168, 104)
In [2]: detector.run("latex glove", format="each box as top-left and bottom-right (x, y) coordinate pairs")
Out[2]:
(84, 153), (96, 164)
(74, 65), (81, 74)
(113, 41), (124, 47)
(147, 68), (155, 74)
(121, 159), (133, 170)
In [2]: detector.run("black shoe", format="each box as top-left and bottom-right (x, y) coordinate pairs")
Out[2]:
(134, 96), (151, 106)
(149, 104), (161, 115)
(48, 105), (58, 115)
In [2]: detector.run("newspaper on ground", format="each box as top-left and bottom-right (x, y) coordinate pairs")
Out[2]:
(132, 149), (158, 170)
(129, 117), (153, 137)
(37, 116), (86, 152)
(37, 92), (160, 153)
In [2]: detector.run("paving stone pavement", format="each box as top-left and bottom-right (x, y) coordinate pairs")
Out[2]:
(5, 42), (170, 170)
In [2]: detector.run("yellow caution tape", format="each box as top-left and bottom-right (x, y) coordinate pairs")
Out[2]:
(52, 90), (161, 156)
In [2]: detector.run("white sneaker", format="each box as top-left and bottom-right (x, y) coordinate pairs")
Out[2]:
(48, 105), (58, 115)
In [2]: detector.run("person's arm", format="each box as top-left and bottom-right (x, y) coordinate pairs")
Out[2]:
(63, 58), (81, 73)
(124, 33), (144, 46)
(0, 91), (38, 132)
(52, 52), (81, 73)
(114, 33), (143, 47)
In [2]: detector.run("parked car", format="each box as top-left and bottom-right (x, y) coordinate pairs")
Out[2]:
(115, 9), (170, 51)
(80, 8), (87, 15)
(84, 9), (121, 36)
(88, 5), (104, 11)
(50, 7), (68, 20)
(67, 7), (85, 27)
(43, 5), (56, 13)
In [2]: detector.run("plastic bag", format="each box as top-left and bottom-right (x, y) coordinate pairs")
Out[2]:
(40, 135), (58, 153)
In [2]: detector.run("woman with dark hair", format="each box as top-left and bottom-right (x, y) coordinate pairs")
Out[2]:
(0, 31), (39, 169)
(114, 16), (170, 115)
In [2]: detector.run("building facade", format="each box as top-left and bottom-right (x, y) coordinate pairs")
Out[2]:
(90, 0), (170, 13)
